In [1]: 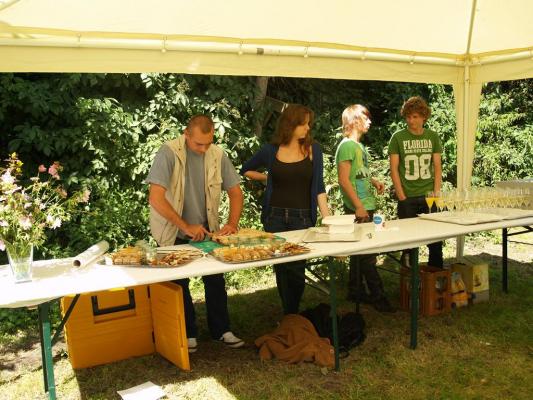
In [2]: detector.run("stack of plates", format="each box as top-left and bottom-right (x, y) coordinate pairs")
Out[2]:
(321, 215), (356, 233)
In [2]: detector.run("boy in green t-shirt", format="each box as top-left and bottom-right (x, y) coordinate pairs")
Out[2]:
(388, 96), (444, 268)
(336, 104), (395, 313)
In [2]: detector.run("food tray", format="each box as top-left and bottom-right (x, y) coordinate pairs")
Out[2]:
(481, 208), (533, 219)
(99, 249), (205, 268)
(209, 243), (310, 264)
(418, 211), (503, 225)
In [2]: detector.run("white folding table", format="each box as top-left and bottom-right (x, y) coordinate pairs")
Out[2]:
(2, 215), (532, 400)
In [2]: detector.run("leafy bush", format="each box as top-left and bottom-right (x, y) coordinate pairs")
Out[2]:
(1, 73), (531, 335)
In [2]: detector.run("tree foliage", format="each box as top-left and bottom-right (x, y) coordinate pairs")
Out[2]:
(1, 72), (531, 254)
(1, 73), (531, 334)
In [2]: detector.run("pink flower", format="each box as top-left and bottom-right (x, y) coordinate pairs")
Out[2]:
(46, 214), (62, 229)
(1, 171), (14, 185)
(0, 220), (7, 227)
(48, 162), (61, 180)
(38, 165), (46, 173)
(0, 240), (5, 251)
(5, 186), (21, 195)
(81, 189), (91, 203)
(19, 216), (32, 230)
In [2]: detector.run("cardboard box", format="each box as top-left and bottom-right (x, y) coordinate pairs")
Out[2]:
(451, 257), (489, 293)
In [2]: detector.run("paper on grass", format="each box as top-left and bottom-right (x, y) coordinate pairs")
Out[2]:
(72, 240), (109, 267)
(117, 381), (165, 400)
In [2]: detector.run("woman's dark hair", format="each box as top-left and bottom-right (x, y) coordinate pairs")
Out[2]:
(272, 104), (314, 153)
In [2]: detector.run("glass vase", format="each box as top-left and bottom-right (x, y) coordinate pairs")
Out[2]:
(6, 243), (34, 283)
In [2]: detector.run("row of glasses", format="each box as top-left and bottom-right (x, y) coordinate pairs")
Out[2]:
(425, 186), (532, 214)
(425, 190), (451, 213)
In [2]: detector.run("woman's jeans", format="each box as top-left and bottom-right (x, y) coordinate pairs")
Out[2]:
(397, 196), (444, 268)
(264, 207), (312, 314)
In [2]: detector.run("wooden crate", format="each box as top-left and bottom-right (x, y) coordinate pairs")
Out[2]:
(400, 266), (451, 316)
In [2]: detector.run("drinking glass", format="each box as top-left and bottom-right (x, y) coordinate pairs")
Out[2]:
(445, 190), (456, 212)
(455, 190), (466, 213)
(523, 188), (533, 210)
(435, 191), (445, 213)
(510, 189), (521, 209)
(425, 191), (436, 213)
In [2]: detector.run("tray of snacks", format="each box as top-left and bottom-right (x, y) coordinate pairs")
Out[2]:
(101, 247), (204, 268)
(210, 228), (278, 246)
(209, 242), (310, 264)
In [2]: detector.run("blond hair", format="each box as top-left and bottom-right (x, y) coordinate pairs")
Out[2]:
(341, 104), (370, 137)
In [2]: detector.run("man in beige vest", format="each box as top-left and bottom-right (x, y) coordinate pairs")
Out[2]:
(146, 114), (244, 353)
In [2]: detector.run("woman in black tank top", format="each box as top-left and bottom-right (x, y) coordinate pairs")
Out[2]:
(242, 104), (330, 314)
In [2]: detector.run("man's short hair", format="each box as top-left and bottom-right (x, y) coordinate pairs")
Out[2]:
(401, 96), (431, 120)
(186, 114), (214, 134)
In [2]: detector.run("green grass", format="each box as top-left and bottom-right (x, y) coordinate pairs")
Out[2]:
(1, 232), (532, 399)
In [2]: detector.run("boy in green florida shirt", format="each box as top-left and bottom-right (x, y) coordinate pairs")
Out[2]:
(388, 96), (444, 268)
(335, 104), (395, 313)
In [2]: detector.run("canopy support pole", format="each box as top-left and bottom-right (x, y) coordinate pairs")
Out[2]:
(453, 65), (482, 258)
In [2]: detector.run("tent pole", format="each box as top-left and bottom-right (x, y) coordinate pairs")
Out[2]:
(455, 64), (470, 259)
(0, 36), (462, 66)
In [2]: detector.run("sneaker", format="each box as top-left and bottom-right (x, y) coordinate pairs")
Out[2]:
(188, 338), (198, 353)
(219, 331), (245, 349)
(372, 297), (397, 313)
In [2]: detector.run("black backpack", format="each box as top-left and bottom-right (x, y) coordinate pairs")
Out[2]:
(300, 303), (366, 355)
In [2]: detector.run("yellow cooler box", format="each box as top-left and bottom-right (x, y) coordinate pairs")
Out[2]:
(61, 283), (189, 370)
(451, 257), (489, 304)
(61, 285), (154, 369)
(150, 282), (190, 371)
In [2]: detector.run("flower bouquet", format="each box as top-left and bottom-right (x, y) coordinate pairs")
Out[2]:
(0, 153), (89, 282)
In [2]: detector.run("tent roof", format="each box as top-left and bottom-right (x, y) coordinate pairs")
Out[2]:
(1, 0), (532, 82)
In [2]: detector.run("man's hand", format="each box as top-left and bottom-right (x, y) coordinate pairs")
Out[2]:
(372, 179), (385, 195)
(183, 224), (210, 241)
(355, 206), (369, 221)
(217, 223), (239, 236)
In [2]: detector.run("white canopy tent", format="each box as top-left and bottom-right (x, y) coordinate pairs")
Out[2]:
(1, 0), (532, 191)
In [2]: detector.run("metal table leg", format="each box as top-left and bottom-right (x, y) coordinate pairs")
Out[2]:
(355, 256), (361, 314)
(409, 248), (419, 349)
(328, 258), (340, 371)
(502, 228), (508, 293)
(38, 302), (56, 400)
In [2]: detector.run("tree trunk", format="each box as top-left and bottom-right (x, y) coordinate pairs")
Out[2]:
(253, 76), (269, 137)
